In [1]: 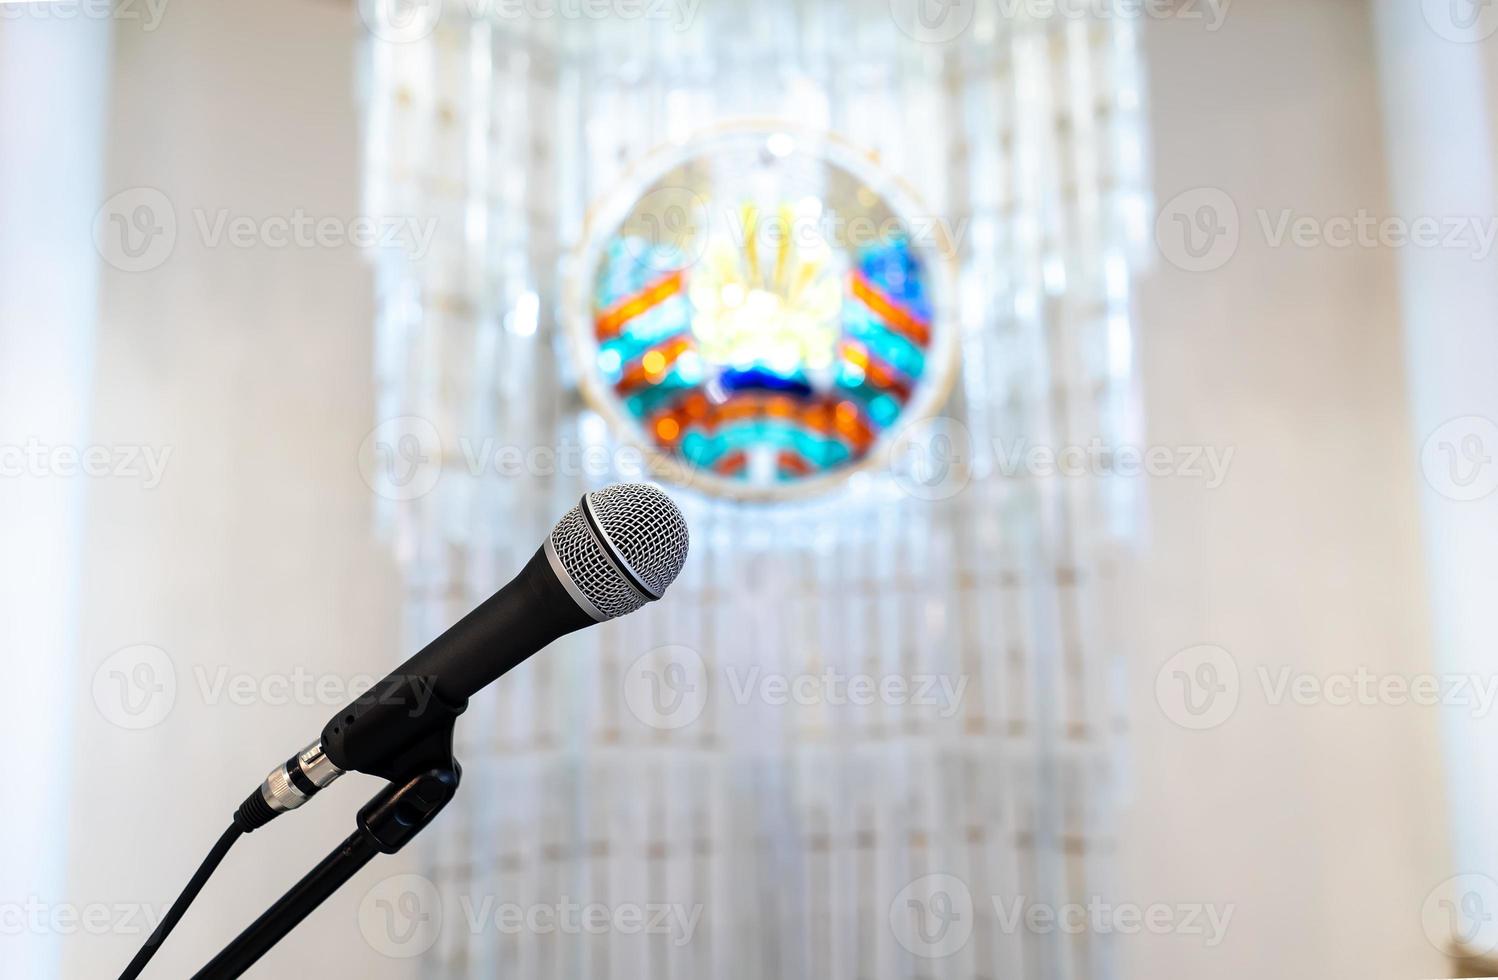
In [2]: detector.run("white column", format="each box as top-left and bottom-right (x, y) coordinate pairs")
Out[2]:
(1372, 0), (1498, 882)
(0, 13), (111, 977)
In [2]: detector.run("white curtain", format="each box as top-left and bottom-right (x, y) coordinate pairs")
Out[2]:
(358, 2), (1149, 976)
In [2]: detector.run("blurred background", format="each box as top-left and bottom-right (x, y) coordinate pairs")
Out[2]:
(2, 0), (1495, 977)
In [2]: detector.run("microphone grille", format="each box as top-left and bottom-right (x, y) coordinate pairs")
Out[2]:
(547, 483), (689, 621)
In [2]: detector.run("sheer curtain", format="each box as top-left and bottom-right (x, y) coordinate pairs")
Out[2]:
(358, 2), (1148, 976)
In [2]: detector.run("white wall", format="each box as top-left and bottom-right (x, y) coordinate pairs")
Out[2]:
(1123, 0), (1451, 977)
(60, 1), (412, 976)
(0, 14), (110, 978)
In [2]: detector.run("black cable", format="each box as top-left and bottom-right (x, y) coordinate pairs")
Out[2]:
(118, 822), (245, 980)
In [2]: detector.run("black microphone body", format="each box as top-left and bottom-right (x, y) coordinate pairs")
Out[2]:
(388, 545), (596, 703)
(318, 546), (594, 780)
(236, 483), (690, 829)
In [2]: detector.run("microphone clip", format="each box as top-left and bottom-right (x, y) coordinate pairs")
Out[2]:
(200, 690), (465, 975)
(320, 672), (469, 782)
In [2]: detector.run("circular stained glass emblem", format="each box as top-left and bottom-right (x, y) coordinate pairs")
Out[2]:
(571, 127), (955, 500)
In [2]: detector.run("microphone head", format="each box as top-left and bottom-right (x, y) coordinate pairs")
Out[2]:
(544, 483), (690, 622)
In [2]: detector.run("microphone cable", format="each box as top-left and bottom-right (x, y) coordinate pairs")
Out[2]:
(117, 819), (246, 980)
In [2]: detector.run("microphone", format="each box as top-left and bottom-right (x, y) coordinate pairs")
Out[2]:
(236, 482), (689, 830)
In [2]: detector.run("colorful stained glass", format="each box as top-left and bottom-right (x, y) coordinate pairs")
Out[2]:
(578, 131), (953, 496)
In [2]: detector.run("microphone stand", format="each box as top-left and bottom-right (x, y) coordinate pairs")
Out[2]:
(192, 685), (466, 978)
